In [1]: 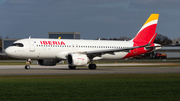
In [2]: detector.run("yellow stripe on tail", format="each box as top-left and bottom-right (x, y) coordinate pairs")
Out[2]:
(143, 14), (159, 26)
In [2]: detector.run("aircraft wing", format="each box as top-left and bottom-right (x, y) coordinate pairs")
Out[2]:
(84, 44), (150, 57)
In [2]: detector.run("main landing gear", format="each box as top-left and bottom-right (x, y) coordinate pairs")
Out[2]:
(69, 66), (76, 69)
(88, 60), (96, 70)
(25, 59), (31, 70)
(68, 61), (96, 70)
(68, 64), (96, 70)
(88, 64), (96, 70)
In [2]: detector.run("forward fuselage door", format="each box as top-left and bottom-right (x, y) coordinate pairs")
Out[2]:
(29, 40), (35, 52)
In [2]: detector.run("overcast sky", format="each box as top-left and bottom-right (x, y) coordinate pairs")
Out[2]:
(0, 0), (180, 39)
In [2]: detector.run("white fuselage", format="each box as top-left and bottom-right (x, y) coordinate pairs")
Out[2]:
(5, 38), (135, 60)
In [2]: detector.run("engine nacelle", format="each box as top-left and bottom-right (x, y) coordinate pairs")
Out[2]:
(67, 53), (90, 66)
(38, 59), (59, 66)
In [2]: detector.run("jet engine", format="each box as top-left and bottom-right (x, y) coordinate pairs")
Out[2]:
(67, 53), (90, 66)
(38, 59), (59, 66)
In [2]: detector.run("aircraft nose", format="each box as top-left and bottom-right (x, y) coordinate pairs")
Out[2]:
(5, 47), (13, 56)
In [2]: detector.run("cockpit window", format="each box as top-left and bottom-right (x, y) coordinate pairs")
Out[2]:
(12, 43), (24, 47)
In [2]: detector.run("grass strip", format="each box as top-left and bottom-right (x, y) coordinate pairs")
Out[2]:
(0, 62), (26, 65)
(0, 74), (179, 101)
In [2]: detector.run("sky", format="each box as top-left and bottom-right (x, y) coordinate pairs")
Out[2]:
(0, 0), (180, 40)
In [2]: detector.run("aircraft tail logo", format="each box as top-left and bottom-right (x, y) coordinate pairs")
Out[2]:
(132, 14), (159, 44)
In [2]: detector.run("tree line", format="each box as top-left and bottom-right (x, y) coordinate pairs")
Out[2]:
(97, 34), (172, 45)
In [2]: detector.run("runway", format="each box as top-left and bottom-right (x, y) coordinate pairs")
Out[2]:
(0, 63), (180, 75)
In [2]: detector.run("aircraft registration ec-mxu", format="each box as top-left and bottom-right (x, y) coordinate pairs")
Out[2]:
(5, 14), (161, 69)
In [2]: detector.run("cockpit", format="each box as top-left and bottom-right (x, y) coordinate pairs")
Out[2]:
(12, 43), (24, 47)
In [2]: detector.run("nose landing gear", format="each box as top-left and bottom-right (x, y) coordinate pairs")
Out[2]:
(25, 59), (31, 69)
(25, 65), (30, 69)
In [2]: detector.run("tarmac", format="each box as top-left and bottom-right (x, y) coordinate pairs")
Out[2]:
(0, 63), (180, 75)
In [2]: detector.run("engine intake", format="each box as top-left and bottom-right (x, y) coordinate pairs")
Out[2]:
(67, 53), (89, 66)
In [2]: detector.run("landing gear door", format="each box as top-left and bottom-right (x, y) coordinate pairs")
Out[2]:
(29, 40), (35, 52)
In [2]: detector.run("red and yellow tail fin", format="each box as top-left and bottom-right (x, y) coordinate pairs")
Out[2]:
(132, 14), (159, 44)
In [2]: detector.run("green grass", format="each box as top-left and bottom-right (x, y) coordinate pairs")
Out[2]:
(0, 62), (26, 65)
(0, 74), (179, 101)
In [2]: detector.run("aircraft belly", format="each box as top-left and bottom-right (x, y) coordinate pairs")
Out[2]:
(22, 50), (56, 59)
(102, 52), (128, 59)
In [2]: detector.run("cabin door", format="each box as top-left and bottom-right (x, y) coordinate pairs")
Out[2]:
(29, 40), (35, 52)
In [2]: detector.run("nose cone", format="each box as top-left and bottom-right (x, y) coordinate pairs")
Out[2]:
(5, 47), (14, 57)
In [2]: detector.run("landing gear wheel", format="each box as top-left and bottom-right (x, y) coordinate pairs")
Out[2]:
(69, 66), (76, 69)
(25, 65), (30, 69)
(88, 64), (96, 70)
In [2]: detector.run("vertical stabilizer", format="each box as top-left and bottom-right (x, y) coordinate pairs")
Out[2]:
(132, 14), (159, 44)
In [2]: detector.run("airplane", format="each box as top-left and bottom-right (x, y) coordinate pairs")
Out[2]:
(5, 14), (161, 70)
